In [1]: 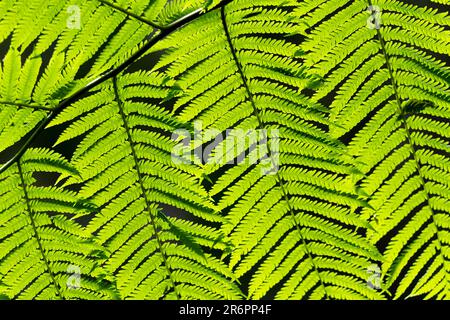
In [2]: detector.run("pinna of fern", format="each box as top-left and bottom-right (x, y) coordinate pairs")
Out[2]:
(149, 0), (385, 300)
(0, 147), (117, 300)
(297, 0), (450, 299)
(50, 69), (243, 300)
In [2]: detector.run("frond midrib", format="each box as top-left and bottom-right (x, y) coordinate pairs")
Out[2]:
(0, 101), (52, 111)
(16, 161), (63, 299)
(111, 76), (181, 299)
(367, 0), (449, 291)
(220, 5), (330, 299)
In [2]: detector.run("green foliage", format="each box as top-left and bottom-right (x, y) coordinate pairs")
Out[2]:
(297, 0), (450, 298)
(0, 0), (448, 300)
(51, 71), (242, 300)
(0, 148), (116, 299)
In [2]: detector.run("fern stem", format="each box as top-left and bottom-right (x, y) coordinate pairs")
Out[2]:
(111, 76), (181, 300)
(0, 101), (52, 111)
(367, 0), (447, 284)
(16, 161), (63, 299)
(97, 0), (163, 29)
(220, 6), (330, 299)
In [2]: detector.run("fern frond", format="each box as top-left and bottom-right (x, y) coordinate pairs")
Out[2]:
(152, 0), (384, 300)
(298, 0), (450, 299)
(0, 148), (116, 300)
(52, 70), (242, 300)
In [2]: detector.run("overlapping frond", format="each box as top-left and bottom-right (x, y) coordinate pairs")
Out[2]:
(0, 148), (116, 300)
(0, 0), (154, 158)
(298, 0), (450, 298)
(151, 0), (384, 299)
(51, 70), (242, 300)
(0, 0), (221, 163)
